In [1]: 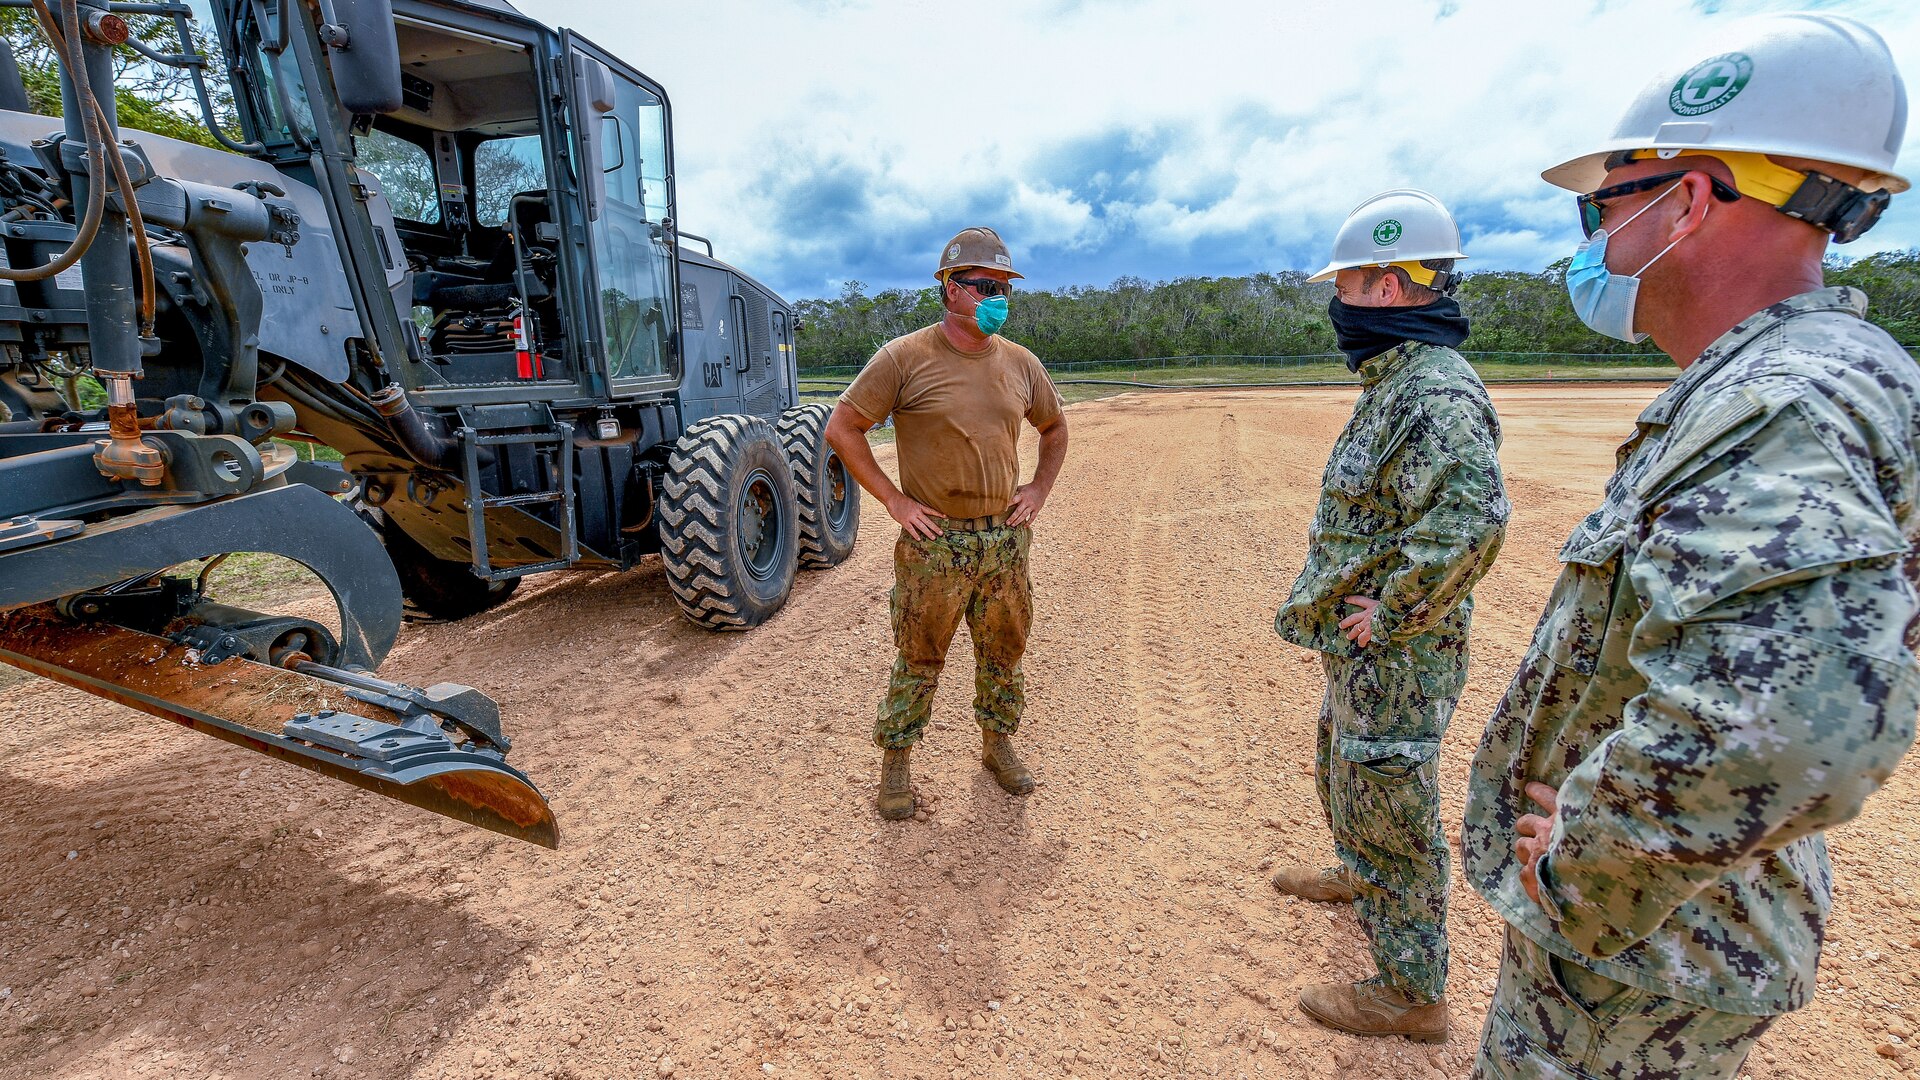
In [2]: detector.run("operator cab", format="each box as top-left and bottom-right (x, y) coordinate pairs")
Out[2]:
(324, 6), (678, 395)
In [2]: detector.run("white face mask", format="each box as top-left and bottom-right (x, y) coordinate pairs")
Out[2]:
(1565, 182), (1702, 344)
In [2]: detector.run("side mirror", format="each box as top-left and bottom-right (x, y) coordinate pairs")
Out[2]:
(320, 0), (402, 114)
(577, 57), (617, 114)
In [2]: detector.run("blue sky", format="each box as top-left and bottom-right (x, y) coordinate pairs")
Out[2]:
(520, 0), (1920, 302)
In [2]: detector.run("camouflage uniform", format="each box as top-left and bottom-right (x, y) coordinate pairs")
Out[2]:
(874, 524), (1031, 748)
(1464, 288), (1920, 1077)
(1475, 925), (1774, 1080)
(1275, 341), (1510, 1004)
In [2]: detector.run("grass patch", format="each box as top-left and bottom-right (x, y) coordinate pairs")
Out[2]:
(801, 357), (1674, 412)
(188, 552), (332, 608)
(280, 439), (344, 463)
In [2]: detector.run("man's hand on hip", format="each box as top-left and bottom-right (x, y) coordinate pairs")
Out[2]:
(888, 494), (945, 541)
(1339, 596), (1380, 646)
(1515, 781), (1561, 909)
(1007, 482), (1051, 527)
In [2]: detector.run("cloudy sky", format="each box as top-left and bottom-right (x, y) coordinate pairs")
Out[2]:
(518, 0), (1920, 302)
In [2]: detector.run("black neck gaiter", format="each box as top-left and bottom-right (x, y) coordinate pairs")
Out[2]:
(1327, 296), (1470, 371)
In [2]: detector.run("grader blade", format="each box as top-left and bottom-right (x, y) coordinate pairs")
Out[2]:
(0, 607), (557, 848)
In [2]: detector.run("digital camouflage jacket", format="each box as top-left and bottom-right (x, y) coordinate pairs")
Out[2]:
(1275, 342), (1510, 669)
(1464, 287), (1920, 1015)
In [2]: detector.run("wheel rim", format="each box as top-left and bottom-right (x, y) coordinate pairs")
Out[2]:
(824, 451), (852, 534)
(739, 467), (783, 580)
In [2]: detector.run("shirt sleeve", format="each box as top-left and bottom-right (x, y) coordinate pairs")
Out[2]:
(1537, 399), (1920, 959)
(1369, 394), (1510, 643)
(840, 345), (903, 424)
(1025, 350), (1065, 429)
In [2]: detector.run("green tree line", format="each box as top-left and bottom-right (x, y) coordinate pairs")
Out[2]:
(795, 250), (1920, 368)
(3, 10), (233, 149)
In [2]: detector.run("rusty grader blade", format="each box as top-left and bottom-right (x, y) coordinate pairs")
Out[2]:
(0, 606), (557, 848)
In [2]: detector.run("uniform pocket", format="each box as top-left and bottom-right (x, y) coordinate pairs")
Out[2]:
(1328, 653), (1462, 744)
(1327, 442), (1380, 501)
(1340, 737), (1440, 784)
(1337, 738), (1440, 858)
(1326, 408), (1415, 504)
(1537, 514), (1628, 676)
(1547, 952), (1647, 1025)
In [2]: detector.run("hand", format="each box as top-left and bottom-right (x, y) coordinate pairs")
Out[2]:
(887, 494), (945, 541)
(1515, 781), (1561, 908)
(1006, 482), (1051, 527)
(1339, 596), (1380, 646)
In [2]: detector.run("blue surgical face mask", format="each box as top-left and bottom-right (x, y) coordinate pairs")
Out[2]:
(974, 295), (1009, 335)
(1566, 181), (1701, 344)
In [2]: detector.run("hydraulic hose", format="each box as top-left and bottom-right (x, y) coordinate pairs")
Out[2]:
(30, 0), (157, 334)
(0, 0), (109, 284)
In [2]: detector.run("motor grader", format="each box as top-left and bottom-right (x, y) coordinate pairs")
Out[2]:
(0, 0), (859, 846)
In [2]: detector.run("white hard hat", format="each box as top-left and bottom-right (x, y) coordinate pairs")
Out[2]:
(1307, 188), (1468, 285)
(1543, 13), (1909, 196)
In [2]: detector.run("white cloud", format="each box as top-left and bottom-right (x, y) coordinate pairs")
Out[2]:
(518, 0), (1920, 296)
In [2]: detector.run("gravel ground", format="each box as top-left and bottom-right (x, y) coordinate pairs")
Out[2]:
(1, 385), (1915, 1079)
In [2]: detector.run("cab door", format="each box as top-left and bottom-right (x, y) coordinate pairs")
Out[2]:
(564, 32), (679, 395)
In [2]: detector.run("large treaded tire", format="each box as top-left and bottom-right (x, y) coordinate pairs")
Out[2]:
(380, 516), (520, 623)
(659, 415), (798, 630)
(777, 403), (859, 569)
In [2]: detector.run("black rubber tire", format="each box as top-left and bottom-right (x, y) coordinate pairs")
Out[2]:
(658, 414), (798, 630)
(777, 403), (860, 569)
(380, 516), (521, 623)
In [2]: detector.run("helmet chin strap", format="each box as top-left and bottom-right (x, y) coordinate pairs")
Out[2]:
(1610, 148), (1891, 243)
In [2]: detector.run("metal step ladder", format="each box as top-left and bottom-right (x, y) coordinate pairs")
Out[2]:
(456, 406), (578, 581)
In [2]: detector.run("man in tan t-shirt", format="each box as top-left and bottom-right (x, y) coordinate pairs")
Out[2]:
(825, 226), (1069, 820)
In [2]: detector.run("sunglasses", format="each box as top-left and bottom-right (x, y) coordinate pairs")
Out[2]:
(949, 276), (1011, 297)
(1576, 171), (1741, 239)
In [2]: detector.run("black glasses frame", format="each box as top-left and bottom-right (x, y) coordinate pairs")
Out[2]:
(949, 276), (1011, 298)
(1576, 171), (1741, 238)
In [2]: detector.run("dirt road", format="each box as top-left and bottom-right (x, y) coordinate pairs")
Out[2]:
(4, 385), (1917, 1079)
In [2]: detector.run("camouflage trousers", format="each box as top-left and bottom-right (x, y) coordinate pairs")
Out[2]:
(873, 525), (1032, 749)
(1314, 651), (1462, 1004)
(1472, 925), (1775, 1080)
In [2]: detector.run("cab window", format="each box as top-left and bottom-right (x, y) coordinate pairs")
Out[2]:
(354, 128), (439, 223)
(474, 136), (546, 227)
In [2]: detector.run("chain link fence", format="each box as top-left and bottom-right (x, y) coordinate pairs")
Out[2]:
(797, 347), (1920, 391)
(800, 351), (1675, 382)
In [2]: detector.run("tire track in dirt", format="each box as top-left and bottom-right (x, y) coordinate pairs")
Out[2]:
(7, 385), (1915, 1080)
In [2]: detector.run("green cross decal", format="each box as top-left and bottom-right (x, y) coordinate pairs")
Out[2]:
(1668, 53), (1753, 117)
(1687, 69), (1734, 98)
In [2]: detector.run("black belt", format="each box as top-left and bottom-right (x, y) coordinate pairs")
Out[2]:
(937, 514), (1009, 532)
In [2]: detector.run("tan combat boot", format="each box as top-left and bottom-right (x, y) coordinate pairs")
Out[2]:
(981, 731), (1035, 795)
(1299, 980), (1448, 1043)
(1270, 864), (1359, 902)
(878, 747), (915, 820)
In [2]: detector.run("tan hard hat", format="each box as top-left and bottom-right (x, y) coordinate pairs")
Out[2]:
(935, 227), (1023, 281)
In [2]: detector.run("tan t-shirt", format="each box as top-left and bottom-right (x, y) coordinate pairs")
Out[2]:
(840, 324), (1064, 521)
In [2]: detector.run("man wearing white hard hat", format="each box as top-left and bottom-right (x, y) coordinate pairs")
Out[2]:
(1272, 189), (1510, 1042)
(1463, 13), (1920, 1077)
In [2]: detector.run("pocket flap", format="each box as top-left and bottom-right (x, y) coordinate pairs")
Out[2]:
(1632, 386), (1770, 503)
(1327, 409), (1416, 499)
(1557, 510), (1629, 568)
(1337, 736), (1441, 768)
(1638, 402), (1909, 619)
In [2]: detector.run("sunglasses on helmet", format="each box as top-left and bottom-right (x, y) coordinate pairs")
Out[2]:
(1576, 171), (1742, 239)
(949, 276), (1011, 298)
